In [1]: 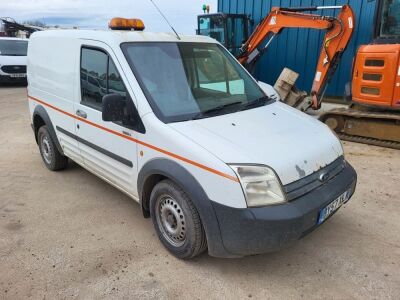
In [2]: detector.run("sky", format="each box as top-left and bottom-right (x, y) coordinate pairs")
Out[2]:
(0, 0), (218, 34)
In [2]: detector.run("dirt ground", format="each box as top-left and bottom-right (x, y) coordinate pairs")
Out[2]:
(0, 86), (399, 300)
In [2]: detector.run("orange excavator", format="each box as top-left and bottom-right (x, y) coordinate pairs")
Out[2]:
(198, 5), (355, 110)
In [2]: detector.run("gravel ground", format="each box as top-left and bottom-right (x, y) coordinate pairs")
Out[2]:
(0, 86), (399, 300)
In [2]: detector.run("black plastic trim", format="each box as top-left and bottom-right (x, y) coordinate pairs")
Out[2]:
(56, 126), (133, 168)
(32, 105), (64, 155)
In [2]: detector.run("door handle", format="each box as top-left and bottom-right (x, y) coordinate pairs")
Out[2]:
(76, 109), (87, 119)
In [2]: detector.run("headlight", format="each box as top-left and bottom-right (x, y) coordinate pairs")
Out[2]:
(229, 165), (286, 207)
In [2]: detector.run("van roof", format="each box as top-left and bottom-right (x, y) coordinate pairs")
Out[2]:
(30, 29), (217, 44)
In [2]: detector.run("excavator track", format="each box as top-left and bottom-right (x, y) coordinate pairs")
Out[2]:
(319, 107), (400, 150)
(337, 133), (400, 150)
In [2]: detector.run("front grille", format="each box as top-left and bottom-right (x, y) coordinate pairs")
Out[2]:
(284, 156), (346, 201)
(1, 65), (27, 74)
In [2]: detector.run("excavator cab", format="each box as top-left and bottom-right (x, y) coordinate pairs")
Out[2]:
(197, 13), (249, 56)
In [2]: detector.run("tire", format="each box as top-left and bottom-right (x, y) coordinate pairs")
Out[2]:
(150, 179), (207, 259)
(37, 126), (68, 171)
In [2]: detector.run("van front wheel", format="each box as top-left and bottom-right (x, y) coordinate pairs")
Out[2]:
(38, 126), (68, 171)
(150, 179), (207, 259)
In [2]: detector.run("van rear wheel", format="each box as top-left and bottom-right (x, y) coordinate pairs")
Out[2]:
(38, 126), (68, 171)
(150, 179), (207, 259)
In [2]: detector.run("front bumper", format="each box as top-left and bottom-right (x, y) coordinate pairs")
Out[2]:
(0, 74), (27, 83)
(208, 161), (357, 257)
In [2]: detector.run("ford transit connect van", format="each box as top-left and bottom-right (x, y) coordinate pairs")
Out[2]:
(27, 20), (357, 259)
(0, 37), (28, 84)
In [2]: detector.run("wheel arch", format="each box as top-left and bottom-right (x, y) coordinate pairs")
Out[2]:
(32, 105), (64, 155)
(137, 158), (233, 257)
(137, 159), (207, 218)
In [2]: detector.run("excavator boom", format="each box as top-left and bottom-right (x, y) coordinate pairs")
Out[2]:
(238, 5), (355, 109)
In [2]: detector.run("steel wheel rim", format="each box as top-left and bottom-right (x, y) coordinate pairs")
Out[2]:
(41, 136), (52, 164)
(155, 195), (186, 247)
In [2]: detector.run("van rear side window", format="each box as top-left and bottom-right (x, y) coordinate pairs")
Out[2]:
(80, 47), (127, 110)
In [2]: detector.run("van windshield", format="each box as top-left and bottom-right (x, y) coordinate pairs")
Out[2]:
(122, 42), (270, 123)
(0, 40), (28, 56)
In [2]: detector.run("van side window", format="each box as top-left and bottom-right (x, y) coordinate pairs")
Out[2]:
(80, 47), (127, 110)
(81, 48), (108, 109)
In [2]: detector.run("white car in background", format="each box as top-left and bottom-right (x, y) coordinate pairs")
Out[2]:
(0, 37), (28, 84)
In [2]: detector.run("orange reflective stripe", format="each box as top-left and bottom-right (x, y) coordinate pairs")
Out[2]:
(28, 96), (239, 183)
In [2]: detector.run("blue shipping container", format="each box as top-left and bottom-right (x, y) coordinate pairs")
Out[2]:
(218, 0), (378, 97)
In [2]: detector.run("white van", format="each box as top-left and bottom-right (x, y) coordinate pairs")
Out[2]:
(27, 19), (357, 259)
(0, 37), (28, 84)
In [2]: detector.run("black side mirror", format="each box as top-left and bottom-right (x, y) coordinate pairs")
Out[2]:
(102, 94), (126, 122)
(102, 93), (145, 133)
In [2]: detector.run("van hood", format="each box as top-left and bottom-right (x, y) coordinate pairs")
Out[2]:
(169, 102), (343, 185)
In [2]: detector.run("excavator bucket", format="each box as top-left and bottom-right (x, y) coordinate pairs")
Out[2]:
(274, 68), (310, 111)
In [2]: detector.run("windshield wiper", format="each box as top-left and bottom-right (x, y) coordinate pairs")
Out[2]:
(191, 101), (243, 120)
(240, 96), (272, 111)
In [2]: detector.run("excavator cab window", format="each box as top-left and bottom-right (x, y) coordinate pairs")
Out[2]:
(377, 0), (400, 38)
(198, 13), (249, 56)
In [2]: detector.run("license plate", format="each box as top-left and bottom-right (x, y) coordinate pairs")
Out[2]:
(10, 74), (26, 78)
(317, 191), (349, 225)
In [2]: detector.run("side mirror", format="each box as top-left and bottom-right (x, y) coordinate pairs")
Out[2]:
(101, 93), (145, 133)
(102, 94), (126, 122)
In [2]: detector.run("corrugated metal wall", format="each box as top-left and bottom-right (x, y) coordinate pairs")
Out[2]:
(218, 0), (378, 97)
